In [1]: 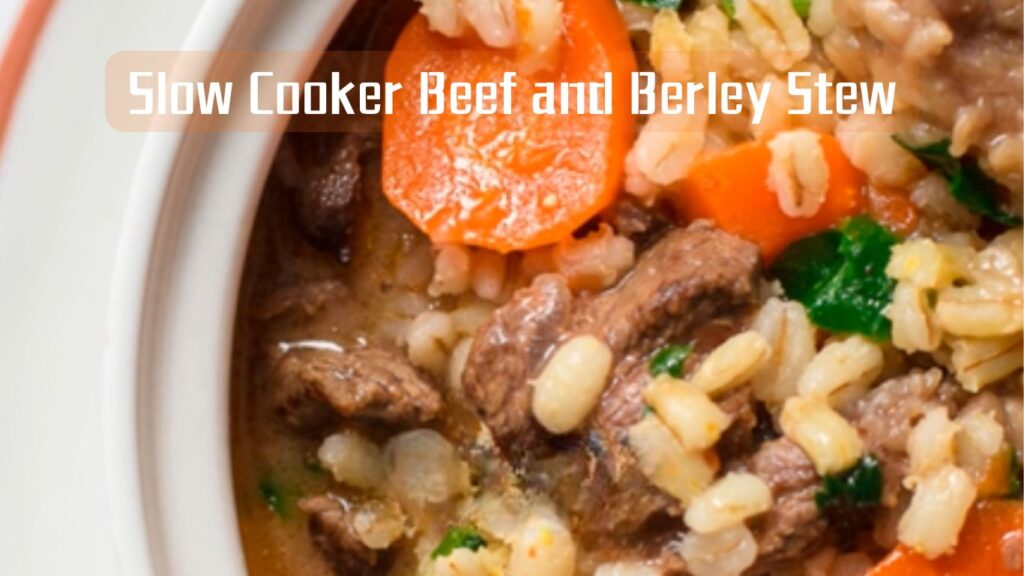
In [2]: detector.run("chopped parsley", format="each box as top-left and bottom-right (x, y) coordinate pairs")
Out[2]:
(1010, 448), (1022, 499)
(649, 343), (694, 378)
(431, 526), (487, 559)
(720, 0), (736, 19)
(771, 216), (897, 341)
(625, 0), (684, 9)
(791, 0), (811, 19)
(814, 456), (884, 551)
(894, 136), (1022, 227)
(720, 0), (808, 20)
(815, 455), (884, 510)
(258, 478), (289, 518)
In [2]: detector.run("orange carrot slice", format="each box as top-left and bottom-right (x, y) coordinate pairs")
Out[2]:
(382, 0), (636, 253)
(868, 500), (1023, 576)
(670, 134), (866, 261)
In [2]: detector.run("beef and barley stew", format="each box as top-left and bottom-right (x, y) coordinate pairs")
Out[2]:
(231, 0), (1024, 574)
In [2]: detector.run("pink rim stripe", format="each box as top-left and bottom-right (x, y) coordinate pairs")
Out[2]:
(0, 0), (57, 155)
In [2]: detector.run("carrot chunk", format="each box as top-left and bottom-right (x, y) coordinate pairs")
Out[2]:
(670, 135), (866, 261)
(868, 500), (1023, 576)
(382, 0), (637, 253)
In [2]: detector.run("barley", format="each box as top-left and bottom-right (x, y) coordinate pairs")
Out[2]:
(462, 0), (517, 48)
(949, 334), (1024, 392)
(955, 410), (1006, 483)
(643, 376), (733, 451)
(897, 464), (977, 559)
(886, 239), (974, 289)
(471, 249), (507, 302)
(628, 416), (716, 505)
(906, 407), (960, 485)
(429, 244), (472, 297)
(508, 507), (577, 576)
(318, 431), (387, 490)
(767, 130), (830, 218)
(684, 473), (773, 533)
(734, 0), (811, 72)
(419, 0), (467, 37)
(352, 500), (407, 549)
(448, 337), (474, 396)
(407, 310), (457, 376)
(626, 103), (709, 187)
(691, 331), (771, 396)
(650, 10), (693, 83)
(386, 429), (471, 505)
(888, 282), (942, 353)
(807, 0), (836, 37)
(751, 298), (816, 405)
(781, 394), (864, 474)
(936, 285), (1023, 337)
(797, 336), (883, 406)
(680, 524), (758, 576)
(532, 335), (613, 434)
(687, 6), (732, 81)
(594, 563), (661, 576)
(515, 0), (563, 73)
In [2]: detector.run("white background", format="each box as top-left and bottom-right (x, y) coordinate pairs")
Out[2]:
(1, 0), (20, 49)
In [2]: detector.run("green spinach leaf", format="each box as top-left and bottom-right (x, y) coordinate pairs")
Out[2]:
(894, 136), (1022, 226)
(720, 0), (736, 19)
(431, 526), (487, 559)
(815, 455), (883, 510)
(626, 0), (684, 9)
(649, 343), (694, 378)
(791, 0), (812, 19)
(771, 217), (897, 341)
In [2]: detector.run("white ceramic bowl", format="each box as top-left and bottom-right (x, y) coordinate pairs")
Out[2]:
(104, 1), (357, 574)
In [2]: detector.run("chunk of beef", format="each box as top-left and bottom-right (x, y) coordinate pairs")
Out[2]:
(849, 369), (960, 505)
(464, 223), (760, 457)
(573, 226), (760, 533)
(278, 133), (377, 251)
(463, 223), (761, 533)
(253, 280), (349, 321)
(299, 495), (388, 575)
(273, 346), (441, 431)
(747, 438), (827, 568)
(601, 197), (672, 251)
(575, 222), (760, 357)
(461, 274), (574, 454)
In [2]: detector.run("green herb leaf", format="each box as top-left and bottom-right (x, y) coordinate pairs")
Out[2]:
(815, 455), (883, 511)
(771, 217), (897, 341)
(894, 136), (1022, 226)
(649, 343), (694, 378)
(258, 479), (289, 518)
(625, 0), (684, 9)
(791, 0), (812, 19)
(720, 0), (736, 19)
(431, 526), (487, 559)
(1009, 448), (1023, 500)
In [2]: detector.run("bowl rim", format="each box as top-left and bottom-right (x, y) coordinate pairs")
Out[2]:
(101, 1), (356, 574)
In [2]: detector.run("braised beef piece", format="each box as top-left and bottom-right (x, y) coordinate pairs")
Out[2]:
(602, 197), (673, 251)
(300, 495), (391, 575)
(461, 274), (574, 454)
(848, 369), (961, 505)
(252, 280), (350, 321)
(279, 134), (378, 252)
(463, 222), (762, 533)
(273, 346), (441, 431)
(746, 438), (827, 569)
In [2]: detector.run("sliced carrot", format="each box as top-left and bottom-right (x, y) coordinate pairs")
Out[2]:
(382, 0), (637, 253)
(868, 500), (1023, 576)
(670, 135), (866, 261)
(977, 445), (1015, 498)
